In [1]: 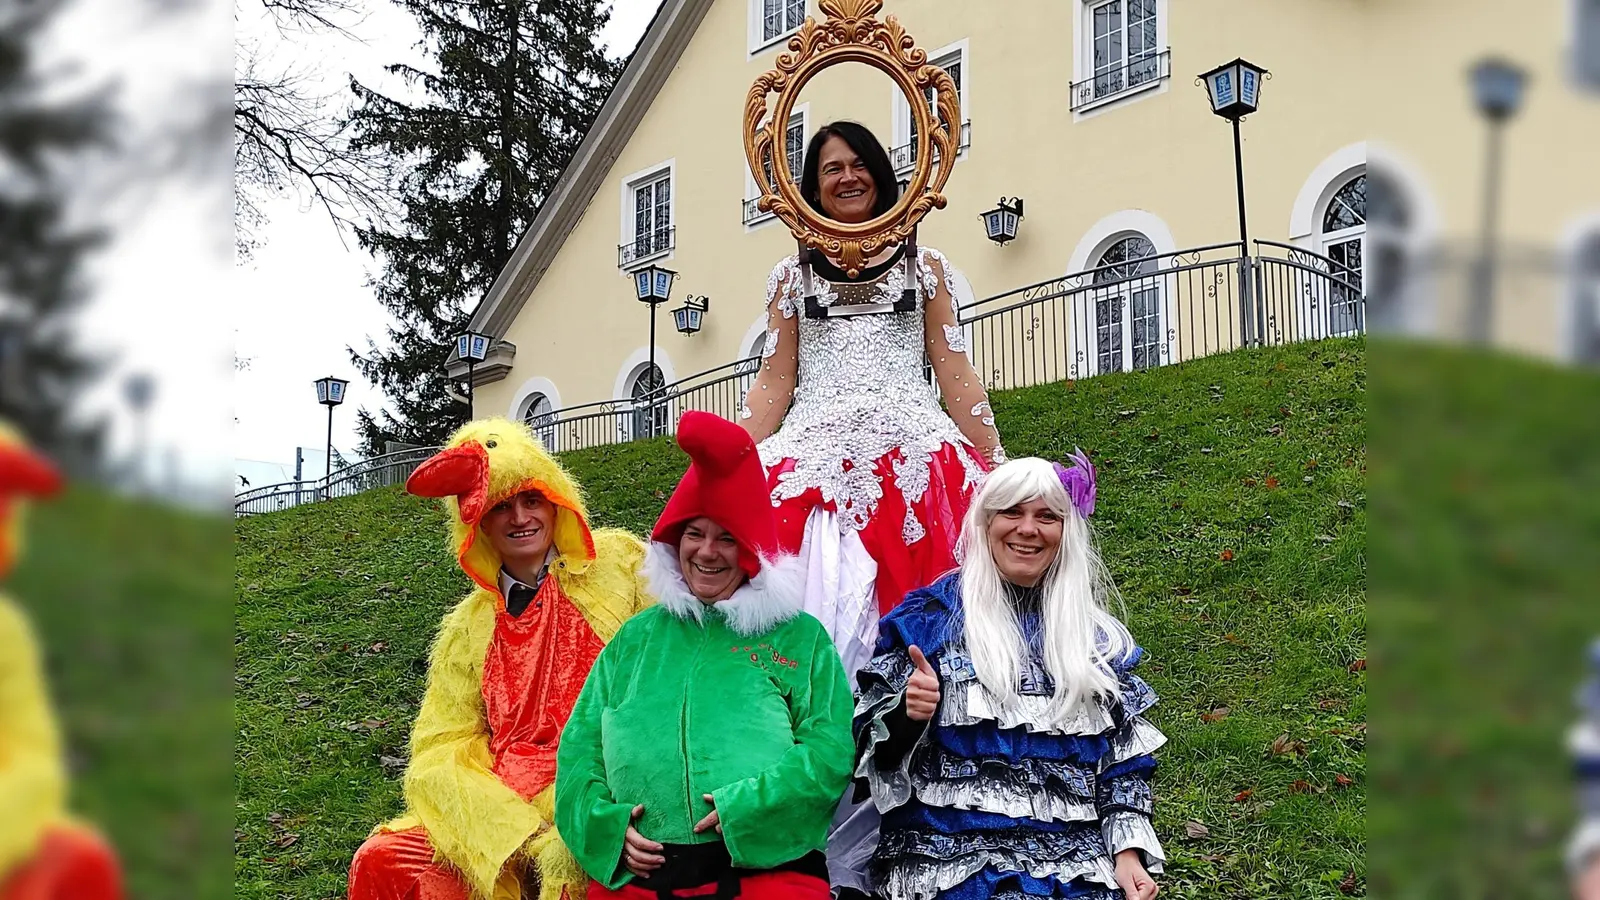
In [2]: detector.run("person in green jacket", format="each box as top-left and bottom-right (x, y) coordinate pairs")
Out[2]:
(555, 410), (855, 900)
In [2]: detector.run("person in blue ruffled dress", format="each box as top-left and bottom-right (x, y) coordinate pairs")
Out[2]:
(852, 454), (1164, 900)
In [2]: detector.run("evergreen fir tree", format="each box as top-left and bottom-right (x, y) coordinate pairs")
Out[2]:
(346, 0), (623, 454)
(0, 0), (110, 464)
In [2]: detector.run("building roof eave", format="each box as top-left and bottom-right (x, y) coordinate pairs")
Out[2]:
(467, 0), (717, 377)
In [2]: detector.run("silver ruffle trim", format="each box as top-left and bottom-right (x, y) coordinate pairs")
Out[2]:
(877, 844), (1118, 900)
(1101, 810), (1166, 874)
(937, 666), (1158, 738)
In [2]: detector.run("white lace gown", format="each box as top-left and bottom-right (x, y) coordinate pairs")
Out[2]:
(739, 245), (1006, 894)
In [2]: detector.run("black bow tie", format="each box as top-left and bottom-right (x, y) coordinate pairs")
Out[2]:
(506, 581), (539, 617)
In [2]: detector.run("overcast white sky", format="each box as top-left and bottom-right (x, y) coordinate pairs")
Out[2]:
(229, 0), (661, 485)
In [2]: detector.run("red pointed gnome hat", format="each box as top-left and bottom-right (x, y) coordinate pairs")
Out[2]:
(652, 411), (776, 578)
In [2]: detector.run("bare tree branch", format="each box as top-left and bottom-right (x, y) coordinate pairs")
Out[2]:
(233, 0), (393, 262)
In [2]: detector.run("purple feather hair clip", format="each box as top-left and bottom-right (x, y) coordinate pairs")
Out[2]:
(1052, 448), (1097, 519)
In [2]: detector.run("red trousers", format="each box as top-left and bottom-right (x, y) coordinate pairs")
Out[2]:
(586, 871), (830, 900)
(0, 824), (123, 900)
(349, 828), (473, 900)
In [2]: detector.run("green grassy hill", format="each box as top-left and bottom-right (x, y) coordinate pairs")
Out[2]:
(12, 489), (232, 900)
(236, 339), (1368, 899)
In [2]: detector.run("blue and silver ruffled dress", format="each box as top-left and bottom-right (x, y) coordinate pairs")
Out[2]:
(853, 572), (1166, 900)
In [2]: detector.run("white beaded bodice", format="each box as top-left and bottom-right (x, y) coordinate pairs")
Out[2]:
(751, 248), (986, 538)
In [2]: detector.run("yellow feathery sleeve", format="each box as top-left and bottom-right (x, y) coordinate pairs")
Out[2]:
(0, 595), (66, 880)
(400, 593), (545, 899)
(561, 529), (652, 640)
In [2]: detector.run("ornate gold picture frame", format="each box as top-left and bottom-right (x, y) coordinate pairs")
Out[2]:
(744, 0), (960, 278)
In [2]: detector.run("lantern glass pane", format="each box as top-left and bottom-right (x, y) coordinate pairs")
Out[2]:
(674, 307), (688, 331)
(986, 212), (1002, 238)
(1240, 66), (1259, 108)
(1004, 211), (1019, 235)
(654, 270), (672, 299)
(1210, 68), (1235, 109)
(330, 382), (345, 403)
(472, 335), (488, 359)
(635, 271), (651, 299)
(316, 381), (328, 403)
(689, 309), (702, 330)
(456, 335), (471, 359)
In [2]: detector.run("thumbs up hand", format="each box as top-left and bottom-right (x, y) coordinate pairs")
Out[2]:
(905, 645), (941, 722)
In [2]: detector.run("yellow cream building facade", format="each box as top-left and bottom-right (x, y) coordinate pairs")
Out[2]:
(457, 0), (1598, 436)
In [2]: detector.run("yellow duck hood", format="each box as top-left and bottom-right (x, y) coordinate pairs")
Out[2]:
(405, 417), (596, 597)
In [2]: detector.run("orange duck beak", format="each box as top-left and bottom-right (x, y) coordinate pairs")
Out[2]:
(406, 441), (490, 524)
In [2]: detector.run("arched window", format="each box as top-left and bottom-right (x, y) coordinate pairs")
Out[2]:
(521, 392), (555, 446)
(1366, 168), (1411, 333)
(1091, 234), (1162, 373)
(630, 363), (667, 439)
(1575, 232), (1600, 365)
(1320, 174), (1366, 336)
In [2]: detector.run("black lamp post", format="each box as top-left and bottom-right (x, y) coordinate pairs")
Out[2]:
(633, 263), (677, 433)
(673, 295), (710, 335)
(1199, 58), (1269, 345)
(1468, 57), (1527, 345)
(313, 376), (349, 483)
(124, 373), (154, 490)
(454, 331), (490, 420)
(980, 197), (1025, 246)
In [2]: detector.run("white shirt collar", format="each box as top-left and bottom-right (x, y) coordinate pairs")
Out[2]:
(499, 546), (557, 596)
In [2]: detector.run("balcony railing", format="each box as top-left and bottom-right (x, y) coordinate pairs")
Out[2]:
(742, 196), (773, 226)
(1070, 49), (1171, 111)
(618, 226), (675, 269)
(889, 120), (971, 174)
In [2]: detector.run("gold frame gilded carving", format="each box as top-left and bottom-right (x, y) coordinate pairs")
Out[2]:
(744, 0), (960, 278)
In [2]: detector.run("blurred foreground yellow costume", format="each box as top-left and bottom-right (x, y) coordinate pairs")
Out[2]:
(348, 418), (649, 900)
(0, 423), (123, 900)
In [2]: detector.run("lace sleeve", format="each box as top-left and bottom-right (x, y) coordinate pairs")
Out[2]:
(740, 259), (801, 443)
(921, 252), (1005, 466)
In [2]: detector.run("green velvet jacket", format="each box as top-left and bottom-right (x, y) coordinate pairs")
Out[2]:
(554, 548), (854, 889)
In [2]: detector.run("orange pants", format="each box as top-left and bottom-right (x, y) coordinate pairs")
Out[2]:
(349, 827), (474, 900)
(0, 824), (123, 900)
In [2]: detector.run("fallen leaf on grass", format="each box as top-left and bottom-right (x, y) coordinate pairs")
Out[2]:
(1201, 706), (1231, 723)
(274, 833), (300, 849)
(1230, 788), (1253, 803)
(1270, 733), (1307, 757)
(1338, 870), (1359, 894)
(1289, 779), (1325, 794)
(1348, 658), (1366, 672)
(1334, 774), (1354, 788)
(1264, 476), (1279, 489)
(1219, 549), (1234, 562)
(1317, 698), (1344, 710)
(1184, 820), (1210, 839)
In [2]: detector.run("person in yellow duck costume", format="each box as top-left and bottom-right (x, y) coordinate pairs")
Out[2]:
(0, 422), (124, 900)
(348, 417), (651, 900)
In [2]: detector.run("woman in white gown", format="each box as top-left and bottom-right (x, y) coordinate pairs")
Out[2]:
(739, 120), (1008, 898)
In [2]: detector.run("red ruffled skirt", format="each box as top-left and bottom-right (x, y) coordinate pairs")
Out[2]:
(766, 442), (987, 617)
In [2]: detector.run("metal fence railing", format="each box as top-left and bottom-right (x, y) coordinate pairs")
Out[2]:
(233, 446), (439, 517)
(238, 241), (1365, 516)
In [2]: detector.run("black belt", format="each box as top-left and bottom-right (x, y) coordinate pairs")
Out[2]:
(628, 843), (827, 900)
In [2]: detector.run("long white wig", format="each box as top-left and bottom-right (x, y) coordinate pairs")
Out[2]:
(956, 457), (1134, 728)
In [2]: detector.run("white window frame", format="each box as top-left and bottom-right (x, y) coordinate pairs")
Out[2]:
(1070, 0), (1170, 121)
(744, 104), (808, 230)
(749, 0), (807, 57)
(618, 159), (675, 271)
(1315, 172), (1367, 339)
(1080, 234), (1169, 377)
(891, 39), (969, 177)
